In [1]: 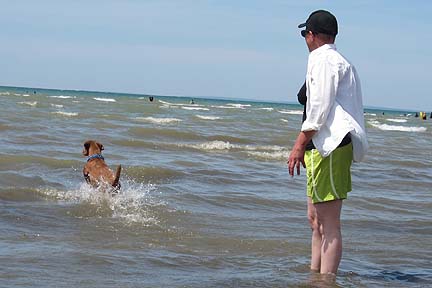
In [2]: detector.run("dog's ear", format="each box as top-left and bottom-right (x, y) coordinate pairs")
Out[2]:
(97, 142), (104, 151)
(83, 141), (90, 156)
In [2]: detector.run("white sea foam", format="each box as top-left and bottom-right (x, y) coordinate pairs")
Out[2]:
(22, 94), (30, 97)
(0, 92), (10, 95)
(18, 101), (37, 107)
(280, 119), (289, 123)
(160, 104), (176, 110)
(51, 104), (64, 108)
(94, 97), (116, 102)
(183, 141), (286, 153)
(387, 118), (407, 123)
(158, 100), (185, 106)
(212, 105), (238, 109)
(135, 117), (182, 124)
(182, 106), (210, 111)
(189, 141), (234, 150)
(369, 120), (426, 132)
(182, 141), (289, 161)
(257, 107), (274, 111)
(226, 103), (251, 109)
(278, 110), (303, 115)
(247, 150), (289, 161)
(364, 113), (377, 116)
(50, 95), (75, 99)
(158, 100), (176, 105)
(196, 115), (221, 120)
(52, 111), (78, 117)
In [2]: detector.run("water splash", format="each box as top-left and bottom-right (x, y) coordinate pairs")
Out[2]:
(41, 178), (165, 226)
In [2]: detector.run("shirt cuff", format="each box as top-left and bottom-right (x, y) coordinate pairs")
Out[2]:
(301, 121), (320, 132)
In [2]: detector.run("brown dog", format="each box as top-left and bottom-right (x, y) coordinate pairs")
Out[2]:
(82, 140), (121, 192)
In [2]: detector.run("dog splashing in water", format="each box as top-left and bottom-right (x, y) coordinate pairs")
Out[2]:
(82, 140), (121, 194)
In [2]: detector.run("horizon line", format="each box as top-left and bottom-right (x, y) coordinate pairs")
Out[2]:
(0, 84), (425, 113)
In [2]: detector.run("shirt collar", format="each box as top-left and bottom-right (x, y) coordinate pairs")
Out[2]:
(309, 43), (337, 57)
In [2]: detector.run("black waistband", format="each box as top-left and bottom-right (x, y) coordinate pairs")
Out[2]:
(305, 133), (351, 151)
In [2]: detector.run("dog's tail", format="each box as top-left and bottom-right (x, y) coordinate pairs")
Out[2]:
(112, 165), (122, 188)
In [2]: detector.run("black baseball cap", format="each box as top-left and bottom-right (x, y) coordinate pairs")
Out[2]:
(298, 10), (338, 36)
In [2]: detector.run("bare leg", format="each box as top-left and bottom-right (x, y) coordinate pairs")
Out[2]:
(307, 197), (321, 272)
(315, 199), (343, 274)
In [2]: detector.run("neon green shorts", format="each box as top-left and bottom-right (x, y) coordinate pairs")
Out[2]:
(305, 143), (353, 204)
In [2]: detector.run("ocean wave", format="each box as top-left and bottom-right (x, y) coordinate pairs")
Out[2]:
(0, 187), (46, 202)
(196, 115), (221, 120)
(0, 154), (80, 169)
(277, 110), (303, 115)
(387, 118), (407, 123)
(369, 120), (427, 132)
(185, 140), (234, 150)
(211, 105), (238, 109)
(52, 111), (78, 117)
(135, 117), (182, 124)
(51, 104), (64, 108)
(0, 173), (50, 191)
(94, 97), (117, 102)
(158, 100), (185, 106)
(183, 140), (285, 152)
(181, 106), (210, 111)
(206, 135), (250, 144)
(180, 141), (289, 161)
(49, 95), (75, 99)
(256, 107), (274, 111)
(226, 103), (251, 109)
(18, 101), (37, 107)
(280, 119), (289, 123)
(247, 150), (289, 161)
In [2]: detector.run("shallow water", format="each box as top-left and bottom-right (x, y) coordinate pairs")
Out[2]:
(1, 86), (431, 287)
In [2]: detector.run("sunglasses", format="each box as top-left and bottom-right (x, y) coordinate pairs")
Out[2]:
(301, 30), (313, 37)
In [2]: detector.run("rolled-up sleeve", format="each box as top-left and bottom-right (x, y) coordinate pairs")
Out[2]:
(301, 59), (338, 132)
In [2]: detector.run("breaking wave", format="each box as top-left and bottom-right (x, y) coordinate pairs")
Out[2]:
(369, 120), (427, 132)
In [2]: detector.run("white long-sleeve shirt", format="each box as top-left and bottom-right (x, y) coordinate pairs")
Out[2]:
(301, 44), (368, 162)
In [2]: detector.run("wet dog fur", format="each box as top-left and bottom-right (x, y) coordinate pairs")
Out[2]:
(82, 140), (121, 193)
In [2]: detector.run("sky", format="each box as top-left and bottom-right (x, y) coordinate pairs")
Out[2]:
(1, 0), (431, 111)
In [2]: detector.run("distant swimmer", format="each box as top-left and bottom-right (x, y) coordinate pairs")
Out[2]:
(149, 96), (154, 102)
(190, 99), (195, 104)
(415, 112), (419, 118)
(430, 112), (432, 119)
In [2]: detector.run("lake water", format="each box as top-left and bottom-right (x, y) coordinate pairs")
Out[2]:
(1, 86), (431, 287)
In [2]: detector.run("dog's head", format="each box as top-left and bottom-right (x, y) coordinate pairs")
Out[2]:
(83, 140), (104, 156)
